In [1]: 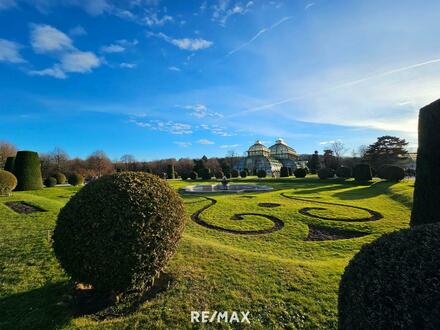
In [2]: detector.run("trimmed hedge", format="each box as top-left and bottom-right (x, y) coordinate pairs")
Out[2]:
(353, 164), (372, 182)
(68, 173), (84, 186)
(44, 177), (57, 187)
(280, 167), (289, 177)
(4, 156), (15, 173)
(199, 168), (211, 180)
(13, 151), (43, 191)
(339, 224), (440, 329)
(0, 170), (17, 196)
(294, 168), (307, 178)
(166, 164), (175, 179)
(240, 170), (247, 178)
(336, 166), (352, 179)
(53, 172), (186, 294)
(378, 165), (405, 182)
(180, 173), (188, 180)
(214, 171), (224, 179)
(52, 172), (66, 184)
(318, 168), (335, 179)
(412, 99), (440, 226)
(257, 170), (267, 178)
(231, 169), (239, 178)
(189, 171), (198, 180)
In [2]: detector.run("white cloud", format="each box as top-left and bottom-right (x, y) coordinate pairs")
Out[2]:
(319, 140), (341, 146)
(199, 124), (234, 136)
(30, 24), (74, 54)
(0, 39), (26, 63)
(143, 12), (173, 26)
(60, 51), (101, 73)
(174, 141), (192, 147)
(198, 139), (215, 145)
(305, 3), (315, 10)
(220, 144), (240, 149)
(148, 32), (213, 51)
(168, 66), (181, 72)
(69, 25), (87, 37)
(212, 0), (253, 26)
(130, 119), (193, 135)
(120, 62), (136, 69)
(28, 65), (66, 79)
(101, 44), (125, 53)
(181, 104), (223, 119)
(116, 39), (138, 47)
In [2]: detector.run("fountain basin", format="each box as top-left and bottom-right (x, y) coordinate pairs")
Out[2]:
(181, 183), (273, 194)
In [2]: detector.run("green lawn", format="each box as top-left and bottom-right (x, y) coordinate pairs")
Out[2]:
(0, 177), (413, 329)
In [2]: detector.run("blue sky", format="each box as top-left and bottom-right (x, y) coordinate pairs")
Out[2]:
(1, 0), (439, 161)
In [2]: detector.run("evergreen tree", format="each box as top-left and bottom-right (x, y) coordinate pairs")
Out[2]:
(363, 136), (409, 169)
(308, 151), (321, 174)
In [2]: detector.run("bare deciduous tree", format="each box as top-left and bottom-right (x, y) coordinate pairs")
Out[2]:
(0, 141), (17, 168)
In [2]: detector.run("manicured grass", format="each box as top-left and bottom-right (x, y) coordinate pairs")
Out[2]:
(0, 177), (413, 329)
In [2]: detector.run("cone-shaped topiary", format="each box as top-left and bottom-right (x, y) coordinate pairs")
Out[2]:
(339, 224), (440, 329)
(411, 99), (440, 226)
(353, 164), (372, 182)
(4, 156), (15, 173)
(52, 172), (186, 294)
(44, 177), (57, 187)
(280, 167), (289, 177)
(68, 173), (84, 186)
(240, 170), (247, 178)
(166, 164), (175, 179)
(336, 166), (352, 179)
(0, 170), (17, 196)
(318, 168), (335, 179)
(52, 172), (66, 184)
(13, 151), (43, 191)
(294, 168), (307, 178)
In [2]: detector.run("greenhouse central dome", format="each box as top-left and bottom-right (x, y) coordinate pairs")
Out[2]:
(234, 138), (306, 177)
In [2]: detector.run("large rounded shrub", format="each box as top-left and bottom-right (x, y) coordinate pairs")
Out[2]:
(353, 164), (372, 182)
(336, 166), (352, 179)
(318, 168), (335, 179)
(280, 167), (289, 177)
(257, 170), (267, 178)
(52, 172), (66, 184)
(13, 151), (43, 191)
(240, 170), (247, 178)
(0, 170), (17, 196)
(52, 172), (186, 294)
(44, 177), (57, 187)
(294, 168), (307, 178)
(68, 173), (84, 186)
(4, 156), (15, 173)
(214, 171), (224, 179)
(378, 165), (405, 182)
(339, 224), (440, 329)
(199, 168), (211, 180)
(231, 169), (239, 178)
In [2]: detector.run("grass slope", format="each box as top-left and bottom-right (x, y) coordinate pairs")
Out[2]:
(0, 178), (412, 329)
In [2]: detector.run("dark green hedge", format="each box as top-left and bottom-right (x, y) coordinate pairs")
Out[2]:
(4, 156), (15, 173)
(378, 165), (405, 182)
(280, 167), (289, 177)
(231, 169), (239, 178)
(353, 164), (372, 182)
(199, 168), (211, 180)
(294, 168), (307, 178)
(68, 173), (84, 186)
(52, 172), (186, 294)
(411, 99), (440, 226)
(214, 171), (224, 179)
(189, 171), (198, 180)
(13, 151), (43, 191)
(257, 170), (266, 178)
(318, 168), (335, 179)
(166, 164), (175, 179)
(44, 177), (57, 187)
(52, 172), (66, 184)
(339, 224), (440, 329)
(0, 170), (17, 196)
(240, 170), (247, 178)
(336, 166), (352, 179)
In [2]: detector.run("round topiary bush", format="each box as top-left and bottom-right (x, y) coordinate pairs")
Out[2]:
(230, 169), (238, 178)
(52, 172), (66, 184)
(4, 156), (15, 173)
(339, 224), (440, 329)
(180, 173), (188, 181)
(44, 177), (57, 187)
(199, 168), (211, 180)
(294, 168), (307, 178)
(214, 171), (224, 179)
(13, 151), (43, 191)
(280, 167), (289, 177)
(336, 166), (352, 179)
(318, 168), (335, 179)
(378, 165), (405, 182)
(353, 164), (372, 182)
(0, 170), (17, 196)
(189, 171), (198, 180)
(257, 170), (267, 178)
(52, 172), (186, 295)
(240, 170), (247, 178)
(68, 173), (84, 186)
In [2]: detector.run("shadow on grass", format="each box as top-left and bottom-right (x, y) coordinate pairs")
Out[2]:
(0, 282), (72, 330)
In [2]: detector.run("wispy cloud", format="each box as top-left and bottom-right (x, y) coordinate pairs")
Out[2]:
(120, 62), (136, 69)
(220, 144), (240, 149)
(69, 25), (87, 37)
(130, 119), (193, 135)
(101, 44), (125, 53)
(31, 24), (74, 54)
(211, 0), (254, 26)
(181, 104), (223, 119)
(0, 39), (26, 63)
(199, 124), (235, 136)
(168, 66), (181, 72)
(226, 16), (294, 56)
(147, 32), (213, 51)
(305, 3), (315, 10)
(197, 139), (215, 145)
(174, 141), (192, 147)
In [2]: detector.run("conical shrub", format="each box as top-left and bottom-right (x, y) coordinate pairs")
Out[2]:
(14, 151), (43, 191)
